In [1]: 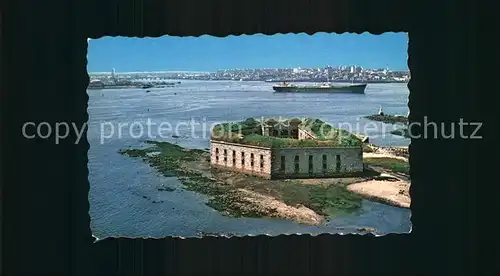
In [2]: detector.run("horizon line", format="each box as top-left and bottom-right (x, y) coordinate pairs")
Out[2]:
(88, 67), (410, 74)
(88, 70), (212, 74)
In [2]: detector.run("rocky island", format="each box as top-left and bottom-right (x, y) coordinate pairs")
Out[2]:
(365, 107), (410, 138)
(364, 114), (408, 125)
(390, 128), (411, 138)
(119, 117), (411, 227)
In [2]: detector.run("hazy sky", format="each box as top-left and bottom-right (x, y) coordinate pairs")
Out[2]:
(87, 32), (408, 72)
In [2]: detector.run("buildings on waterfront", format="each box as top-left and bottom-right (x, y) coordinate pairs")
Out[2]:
(88, 65), (410, 84)
(209, 117), (364, 179)
(204, 65), (409, 83)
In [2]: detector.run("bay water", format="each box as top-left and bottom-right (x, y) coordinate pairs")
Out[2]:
(88, 80), (411, 239)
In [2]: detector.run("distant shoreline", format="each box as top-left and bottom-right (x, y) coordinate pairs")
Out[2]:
(91, 79), (408, 84)
(173, 79), (407, 84)
(263, 80), (407, 84)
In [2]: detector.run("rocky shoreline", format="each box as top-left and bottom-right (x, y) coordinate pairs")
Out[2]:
(119, 140), (411, 227)
(119, 141), (374, 225)
(363, 144), (409, 160)
(364, 114), (408, 125)
(364, 112), (411, 139)
(390, 128), (411, 138)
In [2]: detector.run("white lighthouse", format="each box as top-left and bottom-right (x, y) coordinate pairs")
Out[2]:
(378, 105), (384, 116)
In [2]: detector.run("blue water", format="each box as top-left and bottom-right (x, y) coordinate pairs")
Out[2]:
(88, 80), (411, 239)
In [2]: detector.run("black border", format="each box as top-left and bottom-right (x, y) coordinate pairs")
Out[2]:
(2, 0), (490, 275)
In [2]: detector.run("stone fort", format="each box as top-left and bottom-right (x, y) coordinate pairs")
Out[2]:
(210, 117), (364, 179)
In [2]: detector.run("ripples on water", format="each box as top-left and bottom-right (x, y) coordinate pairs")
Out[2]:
(88, 80), (412, 239)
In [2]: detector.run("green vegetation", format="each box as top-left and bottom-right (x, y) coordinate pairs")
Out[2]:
(300, 118), (362, 146)
(119, 140), (369, 221)
(362, 144), (376, 153)
(119, 141), (266, 217)
(119, 141), (206, 177)
(211, 117), (362, 148)
(365, 114), (408, 124)
(364, 157), (410, 175)
(225, 174), (373, 217)
(278, 182), (364, 216)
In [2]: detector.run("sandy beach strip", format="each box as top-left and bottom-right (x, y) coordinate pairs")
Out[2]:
(347, 179), (410, 209)
(363, 152), (408, 162)
(235, 188), (325, 225)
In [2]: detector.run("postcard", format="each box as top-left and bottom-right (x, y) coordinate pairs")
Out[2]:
(85, 33), (411, 239)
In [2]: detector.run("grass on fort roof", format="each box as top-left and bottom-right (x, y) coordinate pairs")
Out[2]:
(211, 117), (362, 148)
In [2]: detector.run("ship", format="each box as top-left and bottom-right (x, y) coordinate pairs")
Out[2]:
(272, 81), (367, 94)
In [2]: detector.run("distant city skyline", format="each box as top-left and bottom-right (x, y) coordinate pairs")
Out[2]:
(87, 33), (408, 73)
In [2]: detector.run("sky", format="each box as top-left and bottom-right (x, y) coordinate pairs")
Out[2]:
(87, 32), (408, 73)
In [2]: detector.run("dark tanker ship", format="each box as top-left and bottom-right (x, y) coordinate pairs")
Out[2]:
(272, 82), (367, 94)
